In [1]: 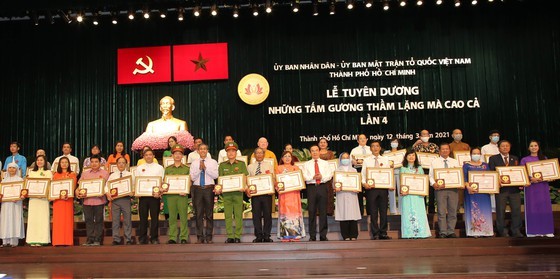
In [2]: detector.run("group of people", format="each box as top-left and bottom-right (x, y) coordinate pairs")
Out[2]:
(0, 128), (556, 247)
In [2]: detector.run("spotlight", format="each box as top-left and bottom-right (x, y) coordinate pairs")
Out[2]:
(417, 0), (423, 5)
(30, 11), (38, 26)
(46, 11), (54, 24)
(292, 0), (299, 13)
(76, 12), (84, 23)
(211, 4), (218, 16)
(436, 0), (443, 5)
(400, 0), (407, 7)
(233, 5), (239, 18)
(111, 11), (118, 24)
(178, 8), (184, 21)
(128, 10), (135, 20)
(471, 0), (477, 4)
(143, 9), (150, 19)
(160, 9), (167, 18)
(253, 4), (259, 16)
(365, 0), (373, 8)
(383, 0), (390, 10)
(92, 12), (99, 25)
(58, 10), (72, 24)
(193, 6), (201, 17)
(329, 1), (335, 15)
(312, 1), (319, 15)
(265, 0), (272, 13)
(347, 0), (354, 10)
(455, 0), (461, 7)
(488, 0), (494, 2)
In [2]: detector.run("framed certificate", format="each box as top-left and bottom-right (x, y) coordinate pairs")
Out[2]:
(1, 181), (25, 202)
(453, 151), (471, 166)
(433, 168), (464, 188)
(525, 158), (560, 182)
(217, 174), (246, 193)
(24, 178), (51, 198)
(496, 166), (530, 187)
(164, 175), (191, 194)
(383, 149), (406, 168)
(107, 176), (134, 198)
(483, 154), (495, 163)
(327, 159), (339, 171)
(78, 178), (105, 197)
(468, 171), (500, 194)
(247, 174), (275, 196)
(134, 176), (162, 196)
(162, 155), (187, 167)
(333, 171), (362, 192)
(52, 162), (79, 173)
(365, 168), (394, 189)
(294, 161), (306, 170)
(129, 166), (138, 183)
(48, 178), (75, 200)
(276, 170), (306, 193)
(400, 173), (429, 196)
(417, 152), (439, 169)
(352, 154), (371, 166)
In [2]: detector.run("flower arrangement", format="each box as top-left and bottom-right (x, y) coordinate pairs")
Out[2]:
(131, 130), (195, 151)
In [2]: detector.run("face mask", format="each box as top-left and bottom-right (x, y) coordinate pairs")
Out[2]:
(421, 137), (429, 143)
(471, 154), (481, 162)
(491, 136), (500, 143)
(453, 134), (463, 141)
(341, 159), (351, 166)
(390, 142), (399, 148)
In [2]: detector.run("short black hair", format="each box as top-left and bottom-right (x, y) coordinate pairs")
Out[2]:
(488, 129), (500, 136)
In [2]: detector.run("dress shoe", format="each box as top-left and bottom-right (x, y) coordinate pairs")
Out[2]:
(112, 241), (121, 246)
(167, 240), (177, 244)
(438, 234), (447, 239)
(91, 242), (101, 246)
(196, 238), (205, 244)
(263, 238), (273, 243)
(320, 237), (328, 241)
(234, 238), (241, 243)
(151, 239), (160, 244)
(252, 238), (263, 243)
(125, 241), (134, 245)
(309, 236), (316, 241)
(138, 238), (149, 245)
(512, 233), (524, 238)
(371, 235), (379, 240)
(205, 239), (213, 244)
(225, 238), (235, 243)
(446, 233), (457, 238)
(180, 239), (188, 244)
(379, 235), (392, 240)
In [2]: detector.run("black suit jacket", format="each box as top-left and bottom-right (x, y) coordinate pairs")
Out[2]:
(488, 153), (520, 194)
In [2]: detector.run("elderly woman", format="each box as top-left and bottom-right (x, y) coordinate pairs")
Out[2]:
(334, 152), (362, 240)
(276, 151), (306, 242)
(0, 162), (25, 247)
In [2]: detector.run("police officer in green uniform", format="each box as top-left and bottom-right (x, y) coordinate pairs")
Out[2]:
(163, 144), (190, 244)
(217, 142), (248, 243)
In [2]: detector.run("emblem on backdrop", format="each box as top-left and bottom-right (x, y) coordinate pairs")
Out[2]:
(238, 73), (270, 105)
(117, 46), (171, 85)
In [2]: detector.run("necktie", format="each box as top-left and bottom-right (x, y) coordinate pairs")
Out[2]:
(200, 160), (205, 186)
(314, 159), (321, 185)
(362, 146), (366, 155)
(444, 159), (448, 168)
(504, 156), (509, 166)
(256, 162), (261, 175)
(374, 156), (379, 167)
(120, 172), (123, 178)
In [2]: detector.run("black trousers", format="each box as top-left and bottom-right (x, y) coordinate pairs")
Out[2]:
(425, 168), (435, 213)
(366, 188), (388, 237)
(83, 204), (104, 243)
(340, 220), (359, 239)
(496, 189), (522, 236)
(138, 197), (160, 241)
(251, 195), (273, 239)
(307, 183), (328, 238)
(356, 167), (366, 216)
(192, 185), (215, 239)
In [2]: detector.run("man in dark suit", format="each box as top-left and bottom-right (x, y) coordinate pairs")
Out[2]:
(488, 140), (524, 238)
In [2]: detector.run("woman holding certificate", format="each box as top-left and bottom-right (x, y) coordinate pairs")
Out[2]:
(399, 150), (431, 239)
(26, 155), (52, 246)
(318, 138), (336, 216)
(276, 151), (306, 241)
(334, 153), (361, 241)
(520, 141), (554, 237)
(462, 147), (494, 237)
(52, 157), (77, 246)
(0, 163), (25, 247)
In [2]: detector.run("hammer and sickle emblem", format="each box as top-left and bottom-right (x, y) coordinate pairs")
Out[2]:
(133, 55), (155, 75)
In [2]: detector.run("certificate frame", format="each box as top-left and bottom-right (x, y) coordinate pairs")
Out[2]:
(107, 176), (134, 198)
(164, 175), (191, 195)
(52, 162), (79, 173)
(247, 173), (275, 196)
(416, 152), (439, 169)
(327, 159), (339, 171)
(162, 155), (187, 168)
(129, 166), (138, 183)
(1, 181), (25, 202)
(453, 151), (472, 166)
(276, 170), (306, 193)
(134, 176), (162, 197)
(525, 158), (560, 182)
(78, 178), (106, 197)
(483, 154), (495, 163)
(217, 174), (246, 193)
(496, 166), (530, 187)
(24, 178), (51, 198)
(433, 168), (465, 189)
(468, 171), (500, 194)
(383, 149), (407, 168)
(400, 173), (429, 196)
(365, 168), (395, 189)
(48, 178), (75, 200)
(333, 171), (362, 192)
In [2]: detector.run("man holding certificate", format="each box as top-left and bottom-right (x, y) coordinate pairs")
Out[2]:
(190, 143), (219, 244)
(163, 145), (190, 244)
(135, 148), (165, 244)
(488, 140), (523, 238)
(302, 145), (334, 241)
(361, 140), (393, 240)
(106, 157), (134, 245)
(77, 155), (109, 246)
(429, 143), (461, 238)
(217, 142), (248, 243)
(247, 147), (275, 243)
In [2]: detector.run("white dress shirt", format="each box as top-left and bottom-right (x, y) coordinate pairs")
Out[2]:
(481, 143), (499, 156)
(53, 154), (81, 174)
(428, 156), (460, 185)
(135, 162), (164, 179)
(302, 158), (334, 184)
(190, 157), (219, 186)
(217, 149), (242, 163)
(187, 151), (213, 165)
(360, 154), (391, 184)
(350, 145), (372, 167)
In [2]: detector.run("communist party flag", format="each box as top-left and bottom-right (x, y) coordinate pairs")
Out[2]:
(173, 43), (229, 82)
(117, 46), (171, 85)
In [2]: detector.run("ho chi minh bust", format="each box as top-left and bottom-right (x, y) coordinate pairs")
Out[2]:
(145, 96), (188, 134)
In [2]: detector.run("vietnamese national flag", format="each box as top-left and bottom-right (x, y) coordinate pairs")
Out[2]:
(173, 43), (229, 82)
(117, 46), (171, 85)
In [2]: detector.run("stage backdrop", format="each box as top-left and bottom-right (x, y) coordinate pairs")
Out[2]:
(1, 1), (559, 164)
